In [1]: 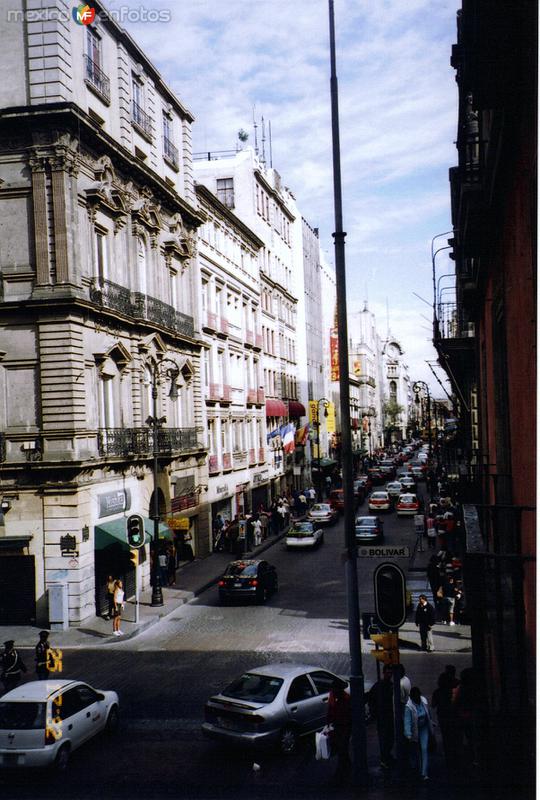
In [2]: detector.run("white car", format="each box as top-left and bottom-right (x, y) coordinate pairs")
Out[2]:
(286, 521), (324, 549)
(0, 680), (119, 770)
(307, 503), (338, 525)
(385, 481), (404, 500)
(368, 491), (391, 512)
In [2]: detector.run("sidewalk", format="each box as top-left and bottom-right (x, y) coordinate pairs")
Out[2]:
(0, 517), (471, 655)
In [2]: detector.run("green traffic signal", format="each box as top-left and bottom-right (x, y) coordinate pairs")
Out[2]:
(126, 514), (144, 548)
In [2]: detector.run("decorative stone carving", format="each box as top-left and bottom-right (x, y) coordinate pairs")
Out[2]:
(131, 192), (163, 247)
(85, 155), (133, 231)
(161, 211), (192, 268)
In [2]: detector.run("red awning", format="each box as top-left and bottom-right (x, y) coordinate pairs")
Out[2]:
(288, 401), (307, 418)
(266, 399), (288, 417)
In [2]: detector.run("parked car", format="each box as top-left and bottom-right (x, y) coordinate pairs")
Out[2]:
(307, 503), (338, 526)
(368, 490), (391, 512)
(328, 489), (346, 513)
(218, 560), (278, 604)
(399, 476), (416, 492)
(396, 493), (421, 516)
(202, 662), (348, 754)
(286, 521), (324, 550)
(0, 680), (119, 770)
(385, 481), (404, 501)
(355, 516), (384, 544)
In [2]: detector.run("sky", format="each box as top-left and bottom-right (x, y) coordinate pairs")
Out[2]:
(113, 0), (460, 395)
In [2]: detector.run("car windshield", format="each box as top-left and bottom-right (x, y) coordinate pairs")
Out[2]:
(291, 523), (313, 533)
(311, 504), (330, 512)
(356, 517), (377, 527)
(399, 495), (417, 503)
(0, 702), (46, 730)
(371, 493), (388, 500)
(225, 562), (258, 577)
(222, 673), (284, 704)
(387, 483), (402, 490)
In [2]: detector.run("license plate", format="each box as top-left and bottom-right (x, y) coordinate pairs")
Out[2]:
(3, 753), (20, 765)
(234, 583), (241, 588)
(217, 716), (239, 730)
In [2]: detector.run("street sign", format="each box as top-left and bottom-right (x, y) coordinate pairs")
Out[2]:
(357, 545), (410, 557)
(167, 517), (190, 530)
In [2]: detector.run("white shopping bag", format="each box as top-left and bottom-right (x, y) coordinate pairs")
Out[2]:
(315, 725), (332, 760)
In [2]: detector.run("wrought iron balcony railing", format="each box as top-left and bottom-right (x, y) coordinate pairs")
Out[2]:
(98, 427), (199, 457)
(90, 278), (133, 317)
(132, 101), (153, 139)
(434, 302), (475, 340)
(163, 135), (179, 169)
(84, 54), (111, 103)
(131, 292), (195, 338)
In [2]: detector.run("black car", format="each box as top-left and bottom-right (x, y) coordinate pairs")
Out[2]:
(218, 560), (278, 604)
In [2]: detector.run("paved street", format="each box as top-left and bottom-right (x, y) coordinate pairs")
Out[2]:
(0, 485), (487, 800)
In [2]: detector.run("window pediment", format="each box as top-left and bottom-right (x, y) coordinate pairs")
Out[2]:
(94, 341), (132, 374)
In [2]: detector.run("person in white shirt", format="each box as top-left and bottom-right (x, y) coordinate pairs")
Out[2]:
(112, 579), (125, 635)
(252, 516), (262, 547)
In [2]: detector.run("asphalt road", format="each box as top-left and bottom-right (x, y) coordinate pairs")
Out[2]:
(1, 483), (485, 800)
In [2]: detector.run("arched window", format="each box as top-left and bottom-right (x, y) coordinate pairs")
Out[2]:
(389, 380), (397, 402)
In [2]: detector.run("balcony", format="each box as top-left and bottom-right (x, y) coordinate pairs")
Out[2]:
(254, 333), (263, 351)
(221, 384), (232, 403)
(434, 302), (475, 341)
(97, 427), (199, 457)
(246, 389), (257, 405)
(208, 455), (219, 475)
(245, 329), (254, 347)
(249, 448), (257, 465)
(256, 389), (265, 405)
(84, 54), (111, 104)
(258, 447), (266, 464)
(359, 376), (376, 388)
(222, 453), (232, 471)
(131, 101), (153, 140)
(163, 135), (179, 170)
(203, 311), (218, 332)
(207, 383), (221, 403)
(90, 278), (133, 317)
(218, 317), (229, 337)
(233, 451), (248, 469)
(131, 292), (194, 338)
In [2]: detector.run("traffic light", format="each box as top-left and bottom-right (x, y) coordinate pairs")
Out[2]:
(373, 562), (407, 629)
(129, 549), (139, 568)
(126, 514), (145, 548)
(370, 632), (399, 665)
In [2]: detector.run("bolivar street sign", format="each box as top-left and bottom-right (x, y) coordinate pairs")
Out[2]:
(358, 545), (410, 558)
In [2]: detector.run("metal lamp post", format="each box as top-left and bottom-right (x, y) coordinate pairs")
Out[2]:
(315, 398), (329, 501)
(146, 357), (180, 607)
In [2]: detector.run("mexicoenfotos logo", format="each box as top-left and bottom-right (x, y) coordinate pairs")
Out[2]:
(72, 4), (96, 25)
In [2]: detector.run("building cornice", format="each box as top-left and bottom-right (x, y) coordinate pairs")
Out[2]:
(195, 184), (265, 250)
(254, 170), (296, 221)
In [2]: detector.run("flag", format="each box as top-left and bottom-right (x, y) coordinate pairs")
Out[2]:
(295, 424), (309, 446)
(280, 423), (296, 454)
(266, 427), (280, 444)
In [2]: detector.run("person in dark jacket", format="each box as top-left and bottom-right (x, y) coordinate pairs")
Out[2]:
(327, 678), (351, 782)
(1, 641), (26, 693)
(35, 631), (52, 680)
(432, 672), (458, 768)
(367, 665), (395, 768)
(415, 594), (436, 652)
(427, 556), (442, 608)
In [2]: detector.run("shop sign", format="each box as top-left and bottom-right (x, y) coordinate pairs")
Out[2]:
(216, 484), (229, 495)
(60, 534), (78, 557)
(167, 517), (190, 530)
(252, 471), (268, 486)
(98, 489), (131, 518)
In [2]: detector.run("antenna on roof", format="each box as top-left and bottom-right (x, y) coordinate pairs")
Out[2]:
(261, 116), (266, 165)
(269, 120), (273, 168)
(253, 107), (258, 155)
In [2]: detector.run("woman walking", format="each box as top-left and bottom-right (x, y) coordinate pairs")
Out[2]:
(112, 579), (125, 636)
(404, 686), (434, 781)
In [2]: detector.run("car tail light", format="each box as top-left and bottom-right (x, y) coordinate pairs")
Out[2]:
(249, 579), (258, 587)
(218, 579), (225, 587)
(45, 726), (57, 745)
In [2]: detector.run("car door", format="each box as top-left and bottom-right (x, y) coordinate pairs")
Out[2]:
(54, 687), (86, 750)
(307, 670), (342, 729)
(284, 675), (322, 733)
(74, 684), (107, 741)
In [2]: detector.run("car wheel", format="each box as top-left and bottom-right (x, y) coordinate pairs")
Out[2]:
(279, 725), (298, 755)
(53, 744), (70, 771)
(105, 705), (120, 735)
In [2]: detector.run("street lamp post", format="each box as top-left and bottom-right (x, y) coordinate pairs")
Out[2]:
(314, 398), (329, 501)
(146, 357), (180, 607)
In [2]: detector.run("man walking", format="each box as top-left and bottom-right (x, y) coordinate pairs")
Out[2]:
(35, 631), (52, 680)
(1, 641), (27, 693)
(415, 594), (436, 652)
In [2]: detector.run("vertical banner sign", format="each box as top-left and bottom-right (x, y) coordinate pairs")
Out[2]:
(309, 401), (319, 425)
(326, 402), (336, 433)
(330, 328), (339, 381)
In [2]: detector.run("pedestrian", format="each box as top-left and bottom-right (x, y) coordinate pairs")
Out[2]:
(35, 631), (52, 680)
(112, 579), (125, 636)
(404, 686), (434, 781)
(105, 574), (116, 619)
(426, 515), (437, 549)
(252, 515), (262, 547)
(167, 545), (176, 586)
(277, 501), (287, 531)
(414, 594), (436, 652)
(432, 672), (458, 768)
(326, 678), (351, 784)
(453, 581), (465, 624)
(427, 555), (442, 608)
(212, 514), (224, 551)
(366, 665), (395, 769)
(259, 511), (268, 541)
(452, 667), (477, 767)
(398, 663), (411, 708)
(1, 641), (26, 693)
(441, 575), (457, 625)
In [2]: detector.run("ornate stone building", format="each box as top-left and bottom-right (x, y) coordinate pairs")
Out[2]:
(0, 2), (208, 625)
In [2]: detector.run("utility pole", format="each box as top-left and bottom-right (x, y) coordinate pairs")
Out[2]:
(328, 0), (368, 787)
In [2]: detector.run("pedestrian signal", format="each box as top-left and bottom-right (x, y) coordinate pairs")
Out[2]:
(126, 514), (145, 548)
(373, 562), (407, 629)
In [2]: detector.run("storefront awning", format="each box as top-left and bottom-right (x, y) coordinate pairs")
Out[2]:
(266, 399), (288, 417)
(288, 401), (306, 417)
(311, 457), (338, 470)
(95, 518), (170, 549)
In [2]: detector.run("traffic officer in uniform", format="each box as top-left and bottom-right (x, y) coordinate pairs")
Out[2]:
(35, 630), (52, 680)
(1, 640), (27, 693)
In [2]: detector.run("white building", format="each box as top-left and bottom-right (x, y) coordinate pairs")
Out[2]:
(381, 337), (412, 442)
